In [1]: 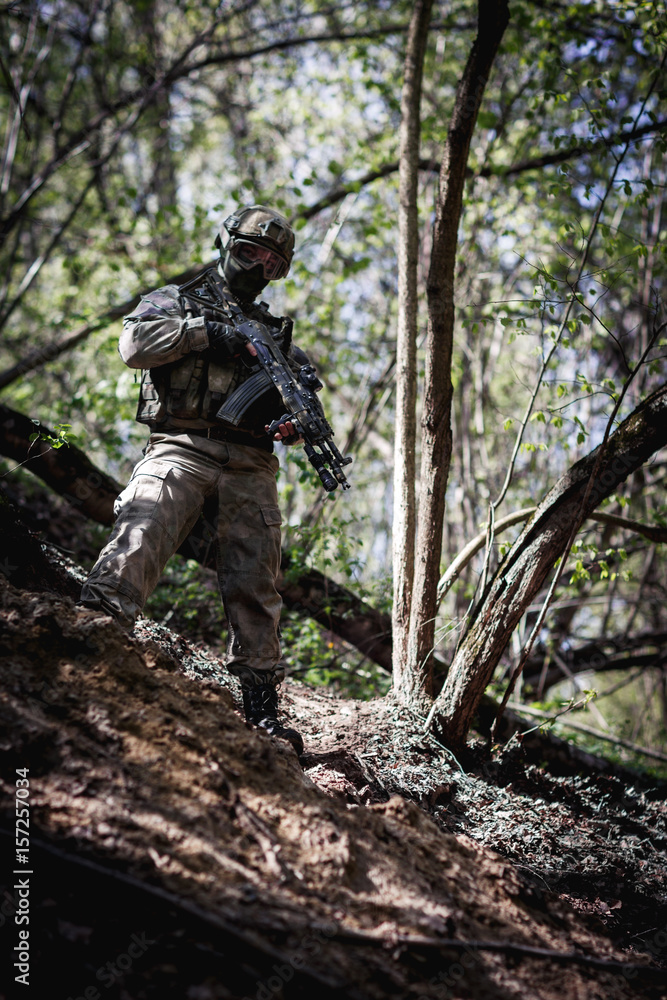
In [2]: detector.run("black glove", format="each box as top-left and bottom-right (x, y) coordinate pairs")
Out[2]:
(205, 320), (247, 360)
(267, 414), (303, 446)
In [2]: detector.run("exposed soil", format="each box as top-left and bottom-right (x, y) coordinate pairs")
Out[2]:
(1, 564), (666, 1000)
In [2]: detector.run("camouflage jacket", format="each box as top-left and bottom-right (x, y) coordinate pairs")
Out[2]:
(120, 266), (308, 437)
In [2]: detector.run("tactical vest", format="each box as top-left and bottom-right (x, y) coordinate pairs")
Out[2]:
(134, 268), (296, 433)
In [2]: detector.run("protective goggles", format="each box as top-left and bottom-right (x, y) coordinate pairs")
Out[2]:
(229, 239), (290, 280)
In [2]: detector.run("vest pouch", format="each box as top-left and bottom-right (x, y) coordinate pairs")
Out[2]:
(164, 353), (207, 419)
(207, 359), (235, 396)
(136, 370), (166, 425)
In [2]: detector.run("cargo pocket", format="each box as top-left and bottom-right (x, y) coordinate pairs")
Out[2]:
(260, 505), (282, 527)
(258, 504), (282, 568)
(114, 459), (172, 519)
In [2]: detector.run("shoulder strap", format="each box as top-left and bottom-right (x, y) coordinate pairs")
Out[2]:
(178, 266), (217, 295)
(179, 267), (234, 317)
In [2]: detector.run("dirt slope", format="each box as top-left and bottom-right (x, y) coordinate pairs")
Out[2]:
(0, 574), (665, 1000)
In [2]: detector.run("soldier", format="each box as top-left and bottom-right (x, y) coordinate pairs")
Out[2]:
(79, 206), (307, 754)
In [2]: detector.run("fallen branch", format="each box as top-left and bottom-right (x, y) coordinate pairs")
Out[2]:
(523, 631), (667, 693)
(2, 829), (662, 982)
(324, 924), (664, 979)
(0, 402), (392, 668)
(0, 827), (347, 992)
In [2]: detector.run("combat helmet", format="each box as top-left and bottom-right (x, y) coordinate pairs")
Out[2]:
(216, 205), (294, 280)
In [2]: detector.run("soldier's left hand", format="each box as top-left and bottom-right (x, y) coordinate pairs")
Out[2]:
(267, 421), (303, 445)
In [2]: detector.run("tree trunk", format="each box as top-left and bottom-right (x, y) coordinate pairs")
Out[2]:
(392, 0), (434, 698)
(430, 382), (667, 746)
(405, 0), (510, 710)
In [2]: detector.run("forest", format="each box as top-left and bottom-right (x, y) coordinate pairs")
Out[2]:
(0, 1), (666, 998)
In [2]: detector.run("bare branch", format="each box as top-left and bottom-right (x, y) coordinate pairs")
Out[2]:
(437, 507), (667, 604)
(298, 119), (667, 222)
(0, 265), (203, 391)
(508, 702), (667, 764)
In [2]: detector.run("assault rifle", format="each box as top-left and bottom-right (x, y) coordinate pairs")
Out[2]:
(180, 272), (351, 492)
(220, 314), (352, 492)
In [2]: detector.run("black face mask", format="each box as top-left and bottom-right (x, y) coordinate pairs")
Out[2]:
(221, 253), (269, 301)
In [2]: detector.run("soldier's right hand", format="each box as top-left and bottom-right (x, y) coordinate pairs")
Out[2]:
(205, 320), (249, 359)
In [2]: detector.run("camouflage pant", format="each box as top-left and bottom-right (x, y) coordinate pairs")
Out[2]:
(81, 431), (283, 683)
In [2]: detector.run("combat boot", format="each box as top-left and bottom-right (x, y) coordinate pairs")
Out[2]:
(242, 682), (304, 756)
(75, 599), (133, 630)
